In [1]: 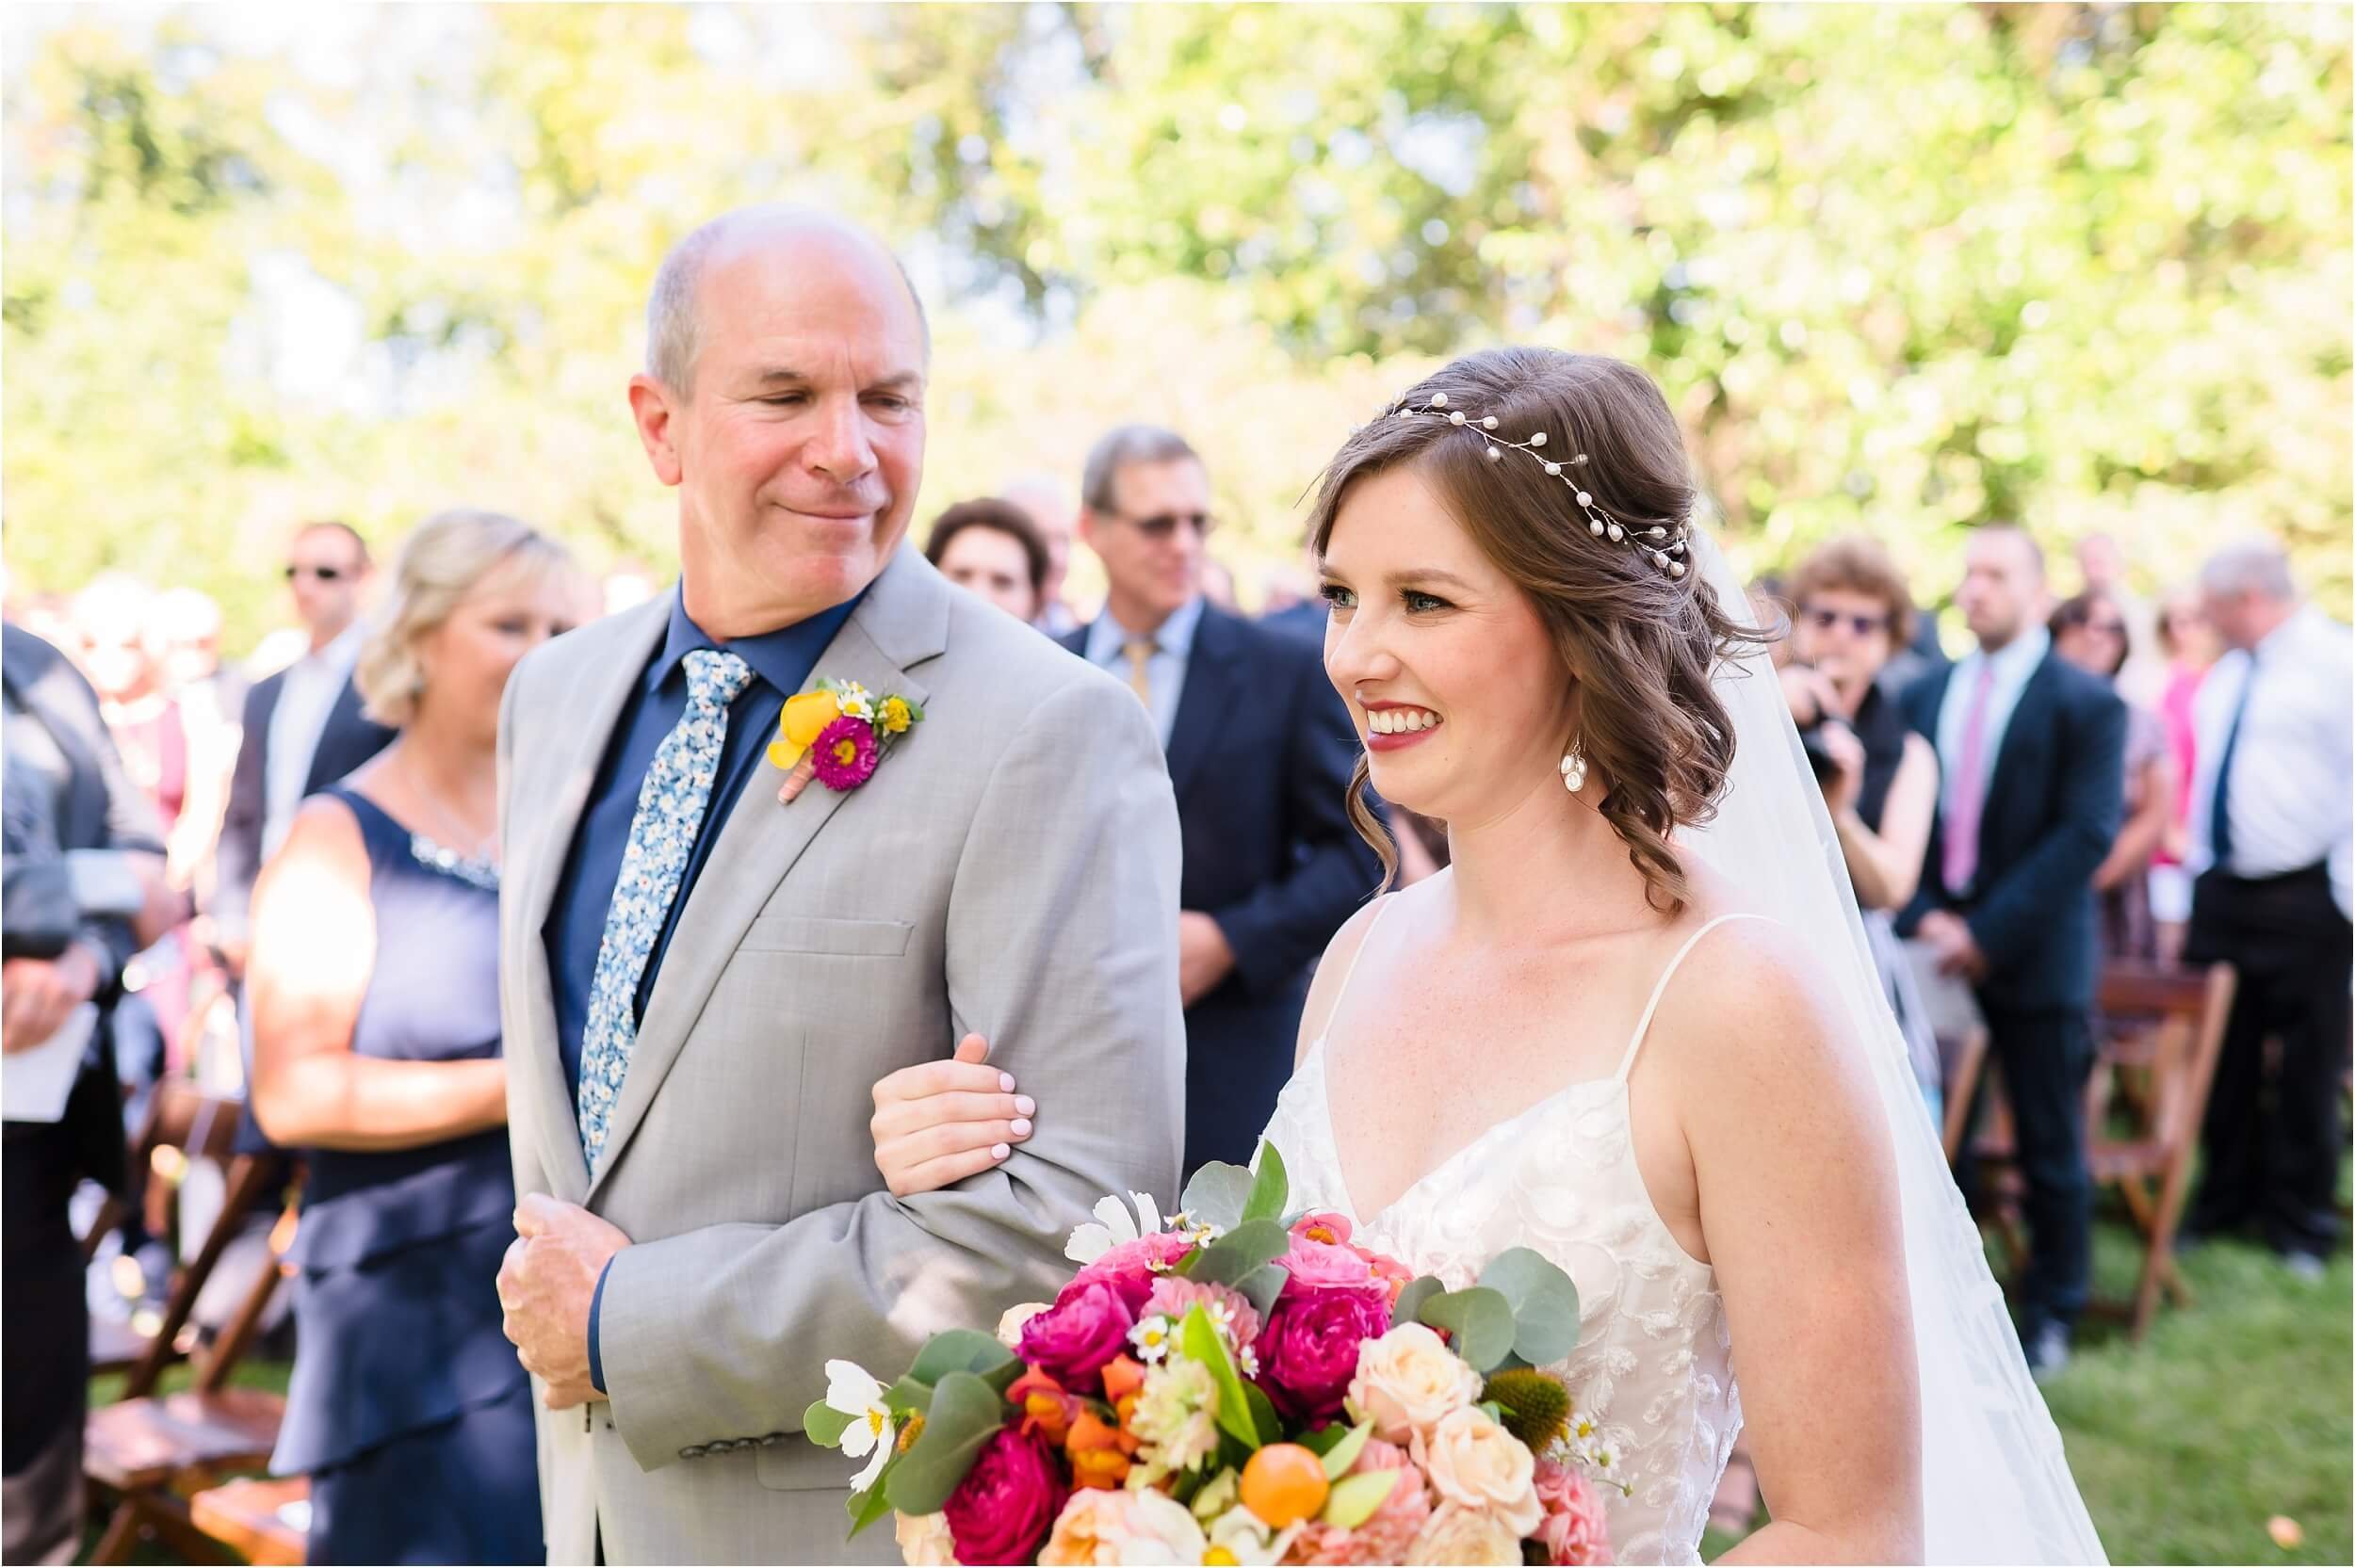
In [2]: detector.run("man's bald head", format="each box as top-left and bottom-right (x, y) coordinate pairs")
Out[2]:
(644, 205), (930, 396)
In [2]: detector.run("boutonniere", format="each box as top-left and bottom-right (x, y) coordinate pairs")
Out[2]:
(768, 678), (925, 804)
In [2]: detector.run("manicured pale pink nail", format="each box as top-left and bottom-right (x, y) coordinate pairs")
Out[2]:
(1010, 1118), (1033, 1138)
(991, 1142), (1011, 1160)
(1015, 1095), (1036, 1116)
(998, 1073), (1016, 1093)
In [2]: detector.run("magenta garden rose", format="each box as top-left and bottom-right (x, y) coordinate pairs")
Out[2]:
(1257, 1284), (1394, 1422)
(943, 1428), (1068, 1565)
(1015, 1278), (1137, 1394)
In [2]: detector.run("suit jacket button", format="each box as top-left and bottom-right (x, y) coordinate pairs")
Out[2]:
(680, 1445), (706, 1460)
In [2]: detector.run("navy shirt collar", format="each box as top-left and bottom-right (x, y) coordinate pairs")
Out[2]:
(648, 586), (866, 699)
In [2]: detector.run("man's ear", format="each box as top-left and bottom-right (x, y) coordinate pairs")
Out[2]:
(627, 374), (684, 488)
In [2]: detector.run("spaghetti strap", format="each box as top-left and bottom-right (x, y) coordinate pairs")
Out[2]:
(1614, 913), (1770, 1083)
(1319, 895), (1395, 1045)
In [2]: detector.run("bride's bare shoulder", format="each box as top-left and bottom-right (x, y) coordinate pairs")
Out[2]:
(1648, 865), (1856, 1090)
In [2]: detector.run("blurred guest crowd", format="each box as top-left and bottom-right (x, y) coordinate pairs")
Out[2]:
(3, 434), (2347, 1559)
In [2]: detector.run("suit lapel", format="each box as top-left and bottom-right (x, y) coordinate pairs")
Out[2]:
(1162, 606), (1237, 800)
(514, 595), (672, 1203)
(584, 549), (951, 1200)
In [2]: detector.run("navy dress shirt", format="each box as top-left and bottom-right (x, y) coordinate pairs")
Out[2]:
(552, 589), (860, 1390)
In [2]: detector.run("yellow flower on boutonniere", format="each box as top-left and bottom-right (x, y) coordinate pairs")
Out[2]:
(767, 689), (847, 772)
(880, 695), (913, 735)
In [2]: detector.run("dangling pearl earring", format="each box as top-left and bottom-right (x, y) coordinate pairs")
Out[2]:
(1560, 739), (1587, 794)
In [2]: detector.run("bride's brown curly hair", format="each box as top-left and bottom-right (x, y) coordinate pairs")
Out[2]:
(1308, 347), (1762, 913)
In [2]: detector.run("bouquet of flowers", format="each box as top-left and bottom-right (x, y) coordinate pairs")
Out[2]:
(811, 1143), (1616, 1565)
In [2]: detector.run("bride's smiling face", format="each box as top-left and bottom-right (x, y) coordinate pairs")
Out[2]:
(1321, 462), (1580, 827)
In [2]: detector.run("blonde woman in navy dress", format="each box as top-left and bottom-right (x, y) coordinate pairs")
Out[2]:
(250, 510), (586, 1563)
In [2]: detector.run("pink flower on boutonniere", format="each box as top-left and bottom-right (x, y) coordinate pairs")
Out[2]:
(771, 679), (924, 802)
(810, 715), (880, 791)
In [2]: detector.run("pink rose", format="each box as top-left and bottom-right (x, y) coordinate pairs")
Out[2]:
(1070, 1233), (1196, 1311)
(1533, 1459), (1615, 1565)
(1017, 1280), (1136, 1395)
(1257, 1285), (1392, 1423)
(1280, 1236), (1383, 1294)
(1285, 1438), (1432, 1566)
(1142, 1276), (1262, 1350)
(944, 1428), (1067, 1566)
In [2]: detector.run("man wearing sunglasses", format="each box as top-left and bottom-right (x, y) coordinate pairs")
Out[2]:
(212, 521), (393, 972)
(1063, 425), (1378, 1173)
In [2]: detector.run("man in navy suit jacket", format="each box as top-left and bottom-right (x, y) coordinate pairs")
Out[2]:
(1899, 526), (2124, 1375)
(1060, 426), (1378, 1173)
(211, 522), (395, 960)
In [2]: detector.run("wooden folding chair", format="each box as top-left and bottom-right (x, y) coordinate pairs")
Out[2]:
(189, 1475), (308, 1566)
(1970, 961), (2237, 1339)
(2080, 961), (2236, 1340)
(83, 1095), (298, 1566)
(81, 1080), (251, 1380)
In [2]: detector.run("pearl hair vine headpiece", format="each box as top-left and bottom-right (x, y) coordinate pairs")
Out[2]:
(1381, 390), (1689, 580)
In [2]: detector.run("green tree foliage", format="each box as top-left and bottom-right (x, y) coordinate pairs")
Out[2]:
(4, 5), (2346, 649)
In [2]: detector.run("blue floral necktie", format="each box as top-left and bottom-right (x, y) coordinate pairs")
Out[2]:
(577, 648), (755, 1171)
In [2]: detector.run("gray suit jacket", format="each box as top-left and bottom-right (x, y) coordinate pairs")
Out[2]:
(497, 548), (1185, 1563)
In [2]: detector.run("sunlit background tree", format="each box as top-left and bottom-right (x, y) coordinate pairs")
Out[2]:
(5, 3), (2347, 649)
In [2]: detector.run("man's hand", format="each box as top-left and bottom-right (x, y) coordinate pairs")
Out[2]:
(1915, 910), (1988, 982)
(499, 1193), (630, 1410)
(2, 945), (100, 1055)
(1178, 912), (1235, 1008)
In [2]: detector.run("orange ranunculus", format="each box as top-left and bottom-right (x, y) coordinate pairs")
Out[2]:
(1065, 1409), (1137, 1489)
(1006, 1366), (1080, 1445)
(1100, 1355), (1147, 1406)
(767, 689), (845, 770)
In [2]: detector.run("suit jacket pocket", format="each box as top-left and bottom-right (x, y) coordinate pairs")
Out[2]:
(737, 915), (914, 958)
(754, 1433), (852, 1492)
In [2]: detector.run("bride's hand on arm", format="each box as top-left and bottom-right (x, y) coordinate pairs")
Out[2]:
(869, 1033), (1038, 1197)
(1668, 924), (1925, 1565)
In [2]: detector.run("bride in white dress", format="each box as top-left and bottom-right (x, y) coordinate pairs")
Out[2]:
(868, 348), (2103, 1565)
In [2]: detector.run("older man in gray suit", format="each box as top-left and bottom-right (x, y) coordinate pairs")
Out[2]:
(494, 206), (1184, 1564)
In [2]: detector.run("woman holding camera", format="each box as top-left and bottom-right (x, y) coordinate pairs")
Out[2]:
(1782, 538), (1943, 1111)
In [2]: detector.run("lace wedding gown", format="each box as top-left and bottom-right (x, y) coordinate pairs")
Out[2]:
(1259, 910), (1763, 1566)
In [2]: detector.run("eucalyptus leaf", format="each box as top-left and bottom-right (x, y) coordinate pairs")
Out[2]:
(1185, 1219), (1290, 1289)
(804, 1399), (855, 1448)
(1391, 1274), (1445, 1331)
(1232, 1262), (1291, 1320)
(1240, 1141), (1291, 1224)
(1321, 1468), (1402, 1530)
(1478, 1248), (1583, 1366)
(1179, 1161), (1255, 1232)
(885, 1375), (934, 1416)
(1320, 1421), (1372, 1480)
(908, 1329), (1016, 1386)
(1180, 1305), (1263, 1452)
(1418, 1285), (1519, 1372)
(883, 1371), (1007, 1516)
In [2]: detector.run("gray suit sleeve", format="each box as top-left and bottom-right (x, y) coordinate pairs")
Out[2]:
(595, 673), (1186, 1470)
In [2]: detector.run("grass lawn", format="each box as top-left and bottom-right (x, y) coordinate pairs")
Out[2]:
(1703, 1215), (2353, 1564)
